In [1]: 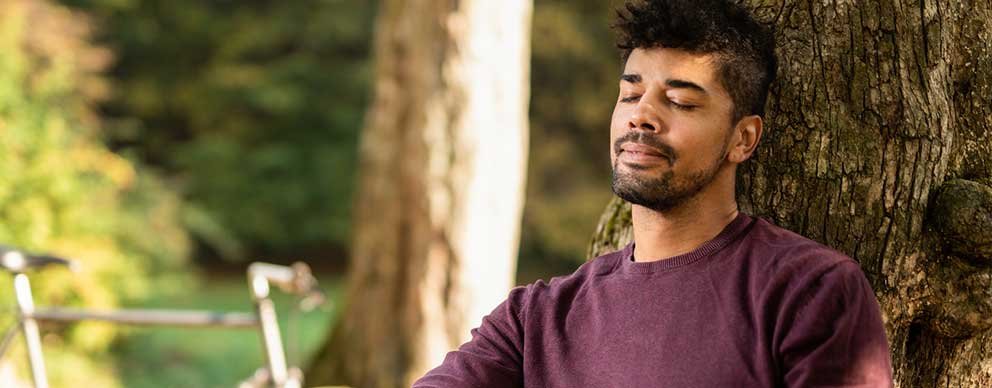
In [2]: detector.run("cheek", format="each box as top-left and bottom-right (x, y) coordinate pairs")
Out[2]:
(609, 133), (618, 164)
(675, 133), (724, 168)
(609, 106), (625, 163)
(610, 103), (627, 129)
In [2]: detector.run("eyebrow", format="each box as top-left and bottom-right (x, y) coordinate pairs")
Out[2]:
(666, 79), (708, 94)
(620, 73), (708, 95)
(620, 74), (642, 83)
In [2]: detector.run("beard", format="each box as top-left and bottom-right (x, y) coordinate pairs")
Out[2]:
(611, 133), (727, 213)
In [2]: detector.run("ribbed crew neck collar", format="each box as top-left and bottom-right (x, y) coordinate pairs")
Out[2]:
(618, 212), (755, 274)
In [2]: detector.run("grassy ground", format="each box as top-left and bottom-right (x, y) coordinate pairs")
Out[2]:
(112, 274), (342, 388)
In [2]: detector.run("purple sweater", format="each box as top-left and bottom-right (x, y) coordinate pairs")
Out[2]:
(414, 213), (893, 387)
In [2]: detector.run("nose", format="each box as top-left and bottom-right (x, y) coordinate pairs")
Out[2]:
(628, 97), (663, 133)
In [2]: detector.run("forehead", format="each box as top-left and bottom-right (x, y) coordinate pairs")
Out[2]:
(623, 48), (725, 94)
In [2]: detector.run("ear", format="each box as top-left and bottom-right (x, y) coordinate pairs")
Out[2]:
(726, 115), (763, 164)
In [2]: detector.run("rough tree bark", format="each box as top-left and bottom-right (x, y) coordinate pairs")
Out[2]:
(589, 0), (991, 386)
(305, 1), (532, 387)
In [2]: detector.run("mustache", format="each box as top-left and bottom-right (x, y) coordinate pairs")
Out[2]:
(613, 132), (678, 163)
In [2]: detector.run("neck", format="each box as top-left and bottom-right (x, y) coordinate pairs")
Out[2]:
(630, 172), (740, 262)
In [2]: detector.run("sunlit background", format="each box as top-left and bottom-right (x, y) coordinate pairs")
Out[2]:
(0, 0), (624, 386)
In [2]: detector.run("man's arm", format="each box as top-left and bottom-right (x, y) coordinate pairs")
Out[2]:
(412, 286), (528, 388)
(777, 261), (894, 387)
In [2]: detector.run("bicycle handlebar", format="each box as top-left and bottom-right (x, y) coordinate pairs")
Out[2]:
(247, 262), (325, 310)
(0, 246), (77, 273)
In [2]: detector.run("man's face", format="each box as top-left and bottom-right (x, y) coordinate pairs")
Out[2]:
(610, 47), (737, 212)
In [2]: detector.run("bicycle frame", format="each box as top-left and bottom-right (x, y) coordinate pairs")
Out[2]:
(4, 254), (320, 388)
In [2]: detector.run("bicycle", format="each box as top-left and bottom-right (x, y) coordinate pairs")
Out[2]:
(0, 245), (327, 388)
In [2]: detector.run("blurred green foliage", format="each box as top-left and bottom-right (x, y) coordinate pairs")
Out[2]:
(60, 0), (377, 260)
(0, 0), (190, 386)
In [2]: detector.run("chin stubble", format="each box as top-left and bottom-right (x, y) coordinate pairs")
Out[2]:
(611, 148), (726, 212)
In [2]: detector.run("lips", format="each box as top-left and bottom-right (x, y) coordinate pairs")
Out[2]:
(616, 141), (671, 168)
(620, 143), (666, 157)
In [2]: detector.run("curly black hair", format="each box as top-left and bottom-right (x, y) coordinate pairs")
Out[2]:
(614, 0), (777, 122)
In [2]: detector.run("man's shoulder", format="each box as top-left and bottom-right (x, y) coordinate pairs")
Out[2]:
(513, 246), (627, 305)
(745, 216), (853, 267)
(740, 216), (866, 293)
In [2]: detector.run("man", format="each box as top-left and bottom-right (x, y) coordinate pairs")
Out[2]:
(414, 0), (893, 386)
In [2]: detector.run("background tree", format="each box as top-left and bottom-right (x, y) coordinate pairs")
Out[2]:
(305, 1), (532, 387)
(589, 1), (992, 386)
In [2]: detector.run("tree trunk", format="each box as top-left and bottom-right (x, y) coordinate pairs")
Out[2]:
(589, 0), (992, 386)
(305, 1), (531, 387)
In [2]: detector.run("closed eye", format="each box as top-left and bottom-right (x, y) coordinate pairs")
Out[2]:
(620, 95), (698, 111)
(670, 101), (698, 111)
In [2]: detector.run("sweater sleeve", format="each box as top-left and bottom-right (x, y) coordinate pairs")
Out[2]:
(777, 261), (894, 387)
(412, 286), (528, 388)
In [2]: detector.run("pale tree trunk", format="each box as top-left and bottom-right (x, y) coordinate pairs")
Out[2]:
(305, 1), (531, 387)
(589, 0), (992, 386)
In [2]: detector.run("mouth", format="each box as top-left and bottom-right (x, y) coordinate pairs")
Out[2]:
(617, 143), (669, 167)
